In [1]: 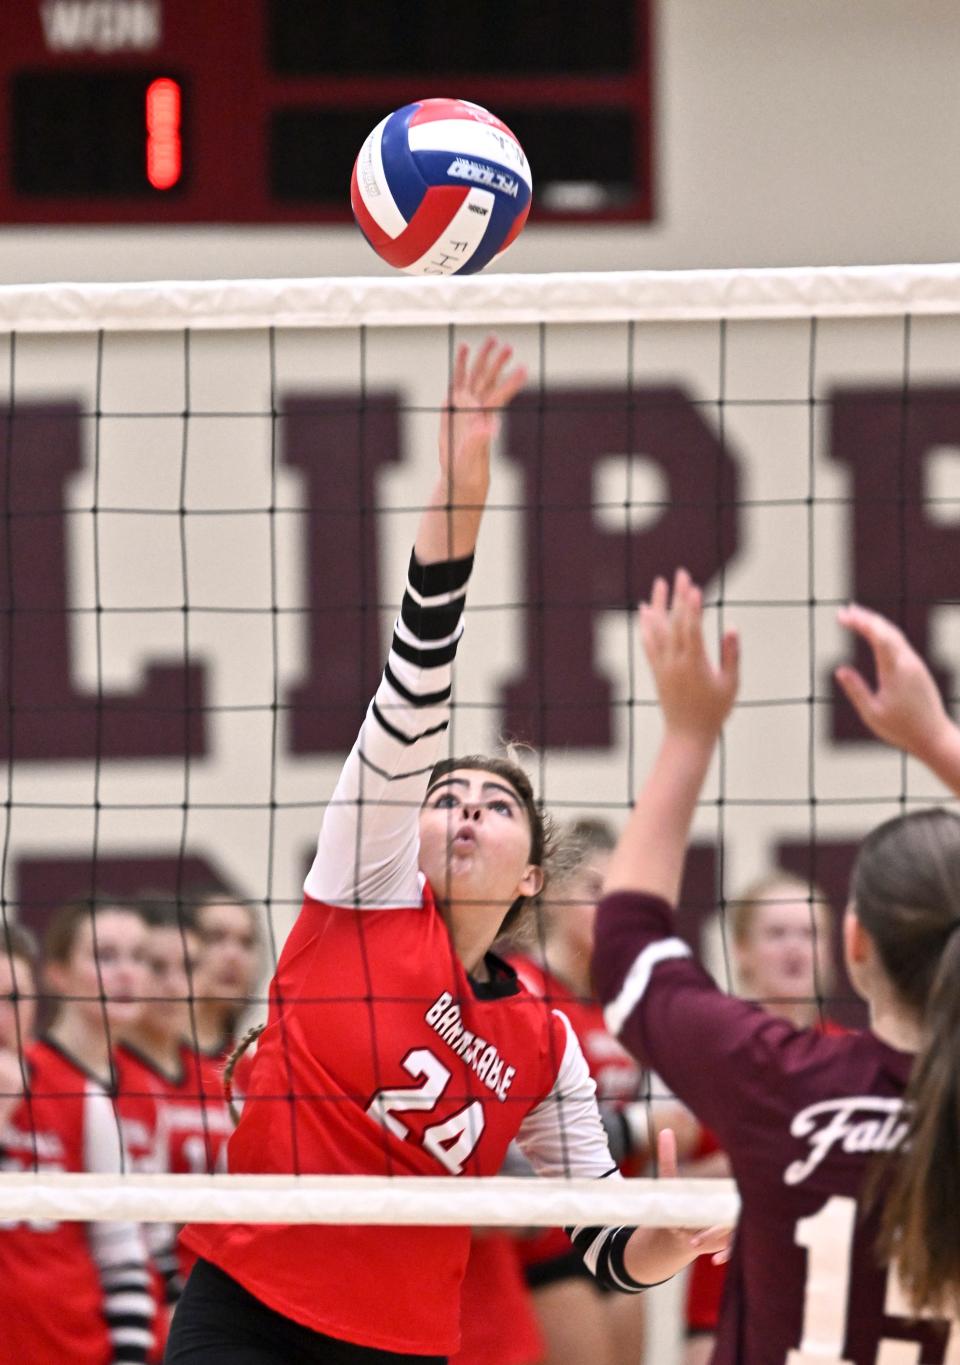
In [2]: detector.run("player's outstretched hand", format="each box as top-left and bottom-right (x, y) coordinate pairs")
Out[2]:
(623, 1127), (732, 1284)
(438, 338), (527, 495)
(655, 1127), (731, 1267)
(836, 604), (958, 769)
(641, 569), (739, 744)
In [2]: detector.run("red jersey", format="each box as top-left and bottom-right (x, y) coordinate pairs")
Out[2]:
(183, 887), (589, 1355)
(118, 1041), (231, 1176)
(510, 956), (643, 1106)
(0, 1038), (153, 1364)
(594, 891), (958, 1365)
(451, 1232), (545, 1365)
(118, 1041), (233, 1279)
(184, 549), (632, 1356)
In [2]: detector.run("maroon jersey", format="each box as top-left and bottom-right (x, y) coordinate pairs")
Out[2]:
(593, 891), (958, 1365)
(0, 1039), (153, 1364)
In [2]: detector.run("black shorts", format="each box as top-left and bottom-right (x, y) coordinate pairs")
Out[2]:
(165, 1258), (447, 1365)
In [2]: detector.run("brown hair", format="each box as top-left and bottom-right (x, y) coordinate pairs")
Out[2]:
(43, 898), (145, 965)
(2, 921), (37, 972)
(853, 807), (960, 1316)
(426, 752), (556, 938)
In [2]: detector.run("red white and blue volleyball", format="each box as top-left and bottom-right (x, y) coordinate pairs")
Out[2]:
(351, 99), (533, 276)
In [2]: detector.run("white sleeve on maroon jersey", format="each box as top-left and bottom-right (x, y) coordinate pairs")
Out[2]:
(515, 1011), (651, 1294)
(305, 550), (474, 910)
(82, 1084), (154, 1364)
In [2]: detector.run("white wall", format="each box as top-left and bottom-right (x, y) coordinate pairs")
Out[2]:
(2, 0), (960, 285)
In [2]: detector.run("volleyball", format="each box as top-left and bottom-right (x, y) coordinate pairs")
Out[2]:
(350, 98), (532, 277)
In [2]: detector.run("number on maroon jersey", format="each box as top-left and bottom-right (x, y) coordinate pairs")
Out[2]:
(789, 1197), (958, 1364)
(366, 1047), (486, 1175)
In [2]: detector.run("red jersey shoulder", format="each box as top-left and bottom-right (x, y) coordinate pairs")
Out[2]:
(509, 953), (642, 1103)
(1, 1039), (88, 1172)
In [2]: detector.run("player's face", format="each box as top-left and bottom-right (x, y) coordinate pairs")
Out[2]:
(419, 770), (543, 917)
(0, 951), (35, 1050)
(47, 909), (149, 1028)
(195, 902), (259, 1001)
(141, 925), (200, 1038)
(552, 852), (611, 958)
(736, 890), (834, 1014)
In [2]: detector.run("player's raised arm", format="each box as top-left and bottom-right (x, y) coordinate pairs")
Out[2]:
(305, 340), (527, 909)
(836, 602), (960, 796)
(603, 570), (739, 904)
(416, 337), (526, 564)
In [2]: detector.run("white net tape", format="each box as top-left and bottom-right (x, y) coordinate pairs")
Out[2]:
(0, 1172), (739, 1227)
(1, 261), (960, 333)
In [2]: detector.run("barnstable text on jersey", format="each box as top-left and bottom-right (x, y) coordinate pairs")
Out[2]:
(426, 991), (517, 1101)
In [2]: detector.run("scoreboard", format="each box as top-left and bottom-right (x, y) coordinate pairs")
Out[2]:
(1, 0), (655, 225)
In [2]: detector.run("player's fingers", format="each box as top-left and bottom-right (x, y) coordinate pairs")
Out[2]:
(720, 629), (741, 699)
(468, 336), (499, 393)
(480, 344), (515, 401)
(834, 666), (877, 722)
(655, 1126), (679, 1180)
(689, 1225), (730, 1252)
(671, 569), (700, 652)
(838, 603), (903, 663)
(649, 576), (669, 618)
(488, 362), (527, 412)
(451, 343), (469, 397)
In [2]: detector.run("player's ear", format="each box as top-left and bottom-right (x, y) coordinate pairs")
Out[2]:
(518, 864), (544, 900)
(843, 905), (870, 965)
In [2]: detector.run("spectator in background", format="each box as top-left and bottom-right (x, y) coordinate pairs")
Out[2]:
(116, 901), (233, 1281)
(683, 872), (839, 1365)
(0, 903), (155, 1364)
(189, 893), (262, 1062)
(0, 922), (37, 1128)
(44, 899), (179, 1359)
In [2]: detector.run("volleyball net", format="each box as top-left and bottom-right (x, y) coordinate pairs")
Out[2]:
(1, 263), (958, 1227)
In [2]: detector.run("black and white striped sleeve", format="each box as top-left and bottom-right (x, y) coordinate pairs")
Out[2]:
(514, 1011), (652, 1295)
(305, 549), (473, 909)
(83, 1086), (154, 1364)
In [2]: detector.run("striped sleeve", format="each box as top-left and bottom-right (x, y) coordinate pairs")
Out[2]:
(514, 1012), (651, 1294)
(304, 549), (474, 909)
(83, 1086), (154, 1364)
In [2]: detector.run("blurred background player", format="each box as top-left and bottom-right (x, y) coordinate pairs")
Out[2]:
(189, 893), (262, 1063)
(44, 899), (179, 1358)
(0, 905), (154, 1363)
(682, 872), (839, 1365)
(0, 922), (36, 1127)
(116, 901), (233, 1281)
(593, 573), (960, 1362)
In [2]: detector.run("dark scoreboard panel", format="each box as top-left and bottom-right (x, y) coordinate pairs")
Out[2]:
(1, 0), (654, 225)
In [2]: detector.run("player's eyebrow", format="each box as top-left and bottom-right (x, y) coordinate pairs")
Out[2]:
(425, 777), (521, 805)
(480, 781), (521, 805)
